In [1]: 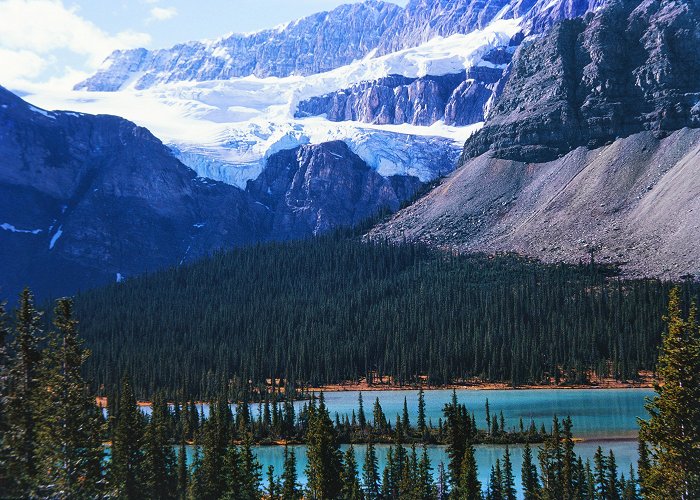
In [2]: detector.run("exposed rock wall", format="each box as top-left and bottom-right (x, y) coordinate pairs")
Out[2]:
(462, 0), (700, 162)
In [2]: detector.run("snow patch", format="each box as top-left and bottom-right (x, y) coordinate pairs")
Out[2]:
(1, 222), (42, 234)
(29, 105), (56, 119)
(49, 226), (63, 249)
(116, 273), (125, 283)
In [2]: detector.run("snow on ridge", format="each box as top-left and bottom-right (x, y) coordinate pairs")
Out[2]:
(49, 226), (63, 250)
(21, 21), (512, 187)
(1, 222), (43, 234)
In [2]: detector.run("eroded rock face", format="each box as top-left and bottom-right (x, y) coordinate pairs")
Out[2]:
(296, 66), (507, 126)
(462, 0), (700, 163)
(246, 141), (421, 238)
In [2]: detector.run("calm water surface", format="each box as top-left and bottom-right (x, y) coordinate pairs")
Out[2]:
(177, 389), (650, 499)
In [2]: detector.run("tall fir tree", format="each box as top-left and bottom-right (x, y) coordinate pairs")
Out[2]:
(110, 375), (145, 499)
(417, 388), (427, 435)
(341, 445), (364, 500)
(363, 438), (381, 500)
(457, 442), (481, 500)
(639, 287), (700, 499)
(5, 288), (43, 495)
(305, 393), (343, 499)
(502, 446), (516, 500)
(281, 444), (300, 500)
(0, 300), (13, 495)
(143, 392), (176, 499)
(521, 442), (539, 500)
(35, 298), (104, 497)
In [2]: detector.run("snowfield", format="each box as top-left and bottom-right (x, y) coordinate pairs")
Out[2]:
(19, 21), (519, 187)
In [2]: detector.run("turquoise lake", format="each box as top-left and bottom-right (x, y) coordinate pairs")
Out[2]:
(177, 388), (652, 498)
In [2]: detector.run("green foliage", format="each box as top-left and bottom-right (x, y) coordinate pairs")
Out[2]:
(305, 393), (343, 499)
(71, 235), (685, 399)
(35, 298), (104, 498)
(639, 286), (700, 499)
(110, 376), (146, 499)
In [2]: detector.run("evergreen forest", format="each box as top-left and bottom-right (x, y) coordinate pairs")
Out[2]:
(65, 234), (699, 399)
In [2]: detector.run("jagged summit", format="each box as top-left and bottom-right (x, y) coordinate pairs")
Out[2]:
(75, 0), (606, 92)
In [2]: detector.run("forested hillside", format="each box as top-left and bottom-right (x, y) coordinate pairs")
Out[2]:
(68, 234), (699, 399)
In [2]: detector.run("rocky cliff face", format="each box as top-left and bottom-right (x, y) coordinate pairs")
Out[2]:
(0, 87), (269, 299)
(369, 128), (700, 279)
(0, 88), (423, 300)
(246, 141), (421, 238)
(462, 0), (700, 162)
(296, 64), (506, 126)
(75, 1), (401, 90)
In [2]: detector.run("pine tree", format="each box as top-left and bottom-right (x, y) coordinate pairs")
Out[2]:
(358, 392), (367, 430)
(402, 397), (410, 435)
(110, 375), (145, 499)
(607, 450), (619, 500)
(177, 437), (188, 499)
(594, 446), (608, 500)
(639, 287), (700, 499)
(239, 433), (262, 499)
(305, 393), (343, 498)
(281, 444), (300, 500)
(521, 442), (539, 500)
(143, 392), (176, 499)
(266, 465), (280, 499)
(0, 300), (10, 495)
(363, 438), (381, 499)
(418, 445), (434, 500)
(341, 445), (364, 499)
(5, 288), (43, 495)
(488, 459), (503, 500)
(502, 446), (516, 500)
(457, 442), (481, 500)
(417, 388), (427, 435)
(35, 298), (104, 497)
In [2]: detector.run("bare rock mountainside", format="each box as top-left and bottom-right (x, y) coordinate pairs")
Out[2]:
(0, 88), (417, 300)
(370, 0), (700, 279)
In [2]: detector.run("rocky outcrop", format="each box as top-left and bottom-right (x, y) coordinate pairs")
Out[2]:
(369, 128), (700, 279)
(462, 0), (700, 163)
(246, 141), (421, 238)
(75, 1), (401, 90)
(296, 65), (506, 126)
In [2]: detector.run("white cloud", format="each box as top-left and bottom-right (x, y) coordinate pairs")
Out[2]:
(0, 0), (150, 85)
(149, 6), (177, 21)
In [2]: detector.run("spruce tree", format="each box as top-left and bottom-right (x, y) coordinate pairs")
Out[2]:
(418, 445), (435, 500)
(143, 392), (176, 499)
(457, 442), (481, 500)
(177, 437), (188, 499)
(417, 388), (427, 435)
(35, 298), (104, 497)
(5, 288), (43, 495)
(110, 376), (145, 499)
(363, 438), (381, 499)
(502, 446), (516, 500)
(239, 433), (262, 499)
(358, 392), (367, 430)
(281, 444), (300, 500)
(341, 445), (364, 500)
(521, 442), (539, 500)
(200, 398), (230, 498)
(639, 287), (700, 499)
(305, 393), (342, 498)
(266, 465), (279, 499)
(0, 301), (10, 496)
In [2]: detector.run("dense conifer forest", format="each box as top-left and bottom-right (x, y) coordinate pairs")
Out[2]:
(65, 233), (699, 399)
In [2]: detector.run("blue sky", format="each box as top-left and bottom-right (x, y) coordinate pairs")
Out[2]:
(0, 0), (407, 89)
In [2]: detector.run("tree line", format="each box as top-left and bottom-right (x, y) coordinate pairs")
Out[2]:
(1, 286), (698, 498)
(71, 234), (699, 399)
